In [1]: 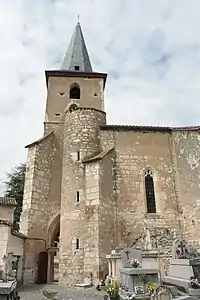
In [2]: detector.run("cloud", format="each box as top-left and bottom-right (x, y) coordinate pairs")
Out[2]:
(0, 0), (200, 192)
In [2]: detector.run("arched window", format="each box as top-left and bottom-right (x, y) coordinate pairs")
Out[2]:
(145, 169), (156, 213)
(69, 83), (80, 99)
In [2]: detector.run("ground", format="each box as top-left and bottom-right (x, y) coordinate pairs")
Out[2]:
(19, 283), (106, 300)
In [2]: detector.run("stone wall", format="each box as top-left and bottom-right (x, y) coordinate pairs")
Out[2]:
(173, 130), (200, 248)
(98, 150), (116, 277)
(20, 131), (59, 284)
(0, 200), (25, 283)
(60, 107), (106, 285)
(84, 162), (101, 280)
(0, 222), (10, 265)
(7, 231), (25, 283)
(45, 76), (105, 123)
(100, 128), (181, 264)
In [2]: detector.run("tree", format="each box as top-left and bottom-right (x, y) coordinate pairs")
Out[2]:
(4, 163), (26, 231)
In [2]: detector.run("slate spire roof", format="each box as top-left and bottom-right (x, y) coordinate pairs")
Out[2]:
(61, 21), (93, 72)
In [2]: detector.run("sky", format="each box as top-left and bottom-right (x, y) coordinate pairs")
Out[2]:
(0, 0), (200, 193)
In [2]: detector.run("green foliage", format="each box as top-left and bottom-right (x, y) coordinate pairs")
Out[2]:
(4, 163), (26, 231)
(106, 280), (119, 297)
(113, 280), (119, 296)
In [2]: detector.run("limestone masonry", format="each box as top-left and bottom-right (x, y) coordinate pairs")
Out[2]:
(19, 21), (200, 285)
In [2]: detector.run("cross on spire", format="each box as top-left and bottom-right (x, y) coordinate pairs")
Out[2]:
(61, 20), (93, 72)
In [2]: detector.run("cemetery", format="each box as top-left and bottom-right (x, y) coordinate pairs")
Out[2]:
(1, 236), (200, 299)
(1, 192), (200, 299)
(0, 196), (200, 299)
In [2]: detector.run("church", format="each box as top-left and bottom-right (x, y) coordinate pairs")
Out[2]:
(19, 21), (200, 285)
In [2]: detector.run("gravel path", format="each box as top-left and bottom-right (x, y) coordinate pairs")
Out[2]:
(19, 283), (106, 300)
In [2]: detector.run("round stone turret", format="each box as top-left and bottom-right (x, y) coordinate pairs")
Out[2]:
(63, 107), (106, 159)
(59, 107), (106, 285)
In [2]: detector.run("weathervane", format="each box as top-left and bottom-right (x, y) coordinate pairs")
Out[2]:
(77, 13), (80, 23)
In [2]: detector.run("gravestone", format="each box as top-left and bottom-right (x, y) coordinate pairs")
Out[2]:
(0, 253), (19, 299)
(119, 248), (159, 299)
(121, 248), (142, 268)
(2, 252), (17, 281)
(163, 239), (200, 296)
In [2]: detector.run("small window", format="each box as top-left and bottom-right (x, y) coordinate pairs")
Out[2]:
(75, 66), (80, 70)
(76, 238), (79, 249)
(69, 83), (80, 99)
(76, 191), (80, 202)
(77, 151), (80, 161)
(55, 113), (60, 116)
(145, 169), (156, 213)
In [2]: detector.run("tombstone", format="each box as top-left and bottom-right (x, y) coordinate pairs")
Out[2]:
(0, 253), (19, 300)
(163, 239), (200, 297)
(2, 252), (17, 282)
(172, 239), (190, 259)
(119, 248), (159, 299)
(121, 248), (142, 268)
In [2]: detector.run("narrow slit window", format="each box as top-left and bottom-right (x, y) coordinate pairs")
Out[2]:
(76, 238), (79, 249)
(145, 170), (156, 213)
(76, 191), (80, 202)
(77, 151), (80, 161)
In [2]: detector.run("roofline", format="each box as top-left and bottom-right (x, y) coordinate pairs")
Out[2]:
(82, 148), (114, 164)
(45, 70), (107, 88)
(100, 125), (200, 133)
(11, 229), (26, 239)
(0, 197), (17, 206)
(100, 125), (172, 133)
(25, 131), (54, 148)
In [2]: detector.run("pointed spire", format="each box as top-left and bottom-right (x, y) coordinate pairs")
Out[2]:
(61, 21), (93, 72)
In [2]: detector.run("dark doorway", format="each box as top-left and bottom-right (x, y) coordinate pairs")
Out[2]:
(37, 251), (48, 284)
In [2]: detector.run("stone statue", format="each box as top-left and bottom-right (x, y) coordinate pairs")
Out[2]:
(144, 228), (152, 250)
(1, 252), (18, 282)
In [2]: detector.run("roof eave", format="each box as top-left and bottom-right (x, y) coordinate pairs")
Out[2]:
(45, 70), (107, 89)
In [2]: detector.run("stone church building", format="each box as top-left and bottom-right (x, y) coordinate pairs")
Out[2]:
(19, 21), (200, 285)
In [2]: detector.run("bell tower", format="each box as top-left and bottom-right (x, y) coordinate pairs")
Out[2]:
(44, 21), (107, 131)
(49, 21), (108, 285)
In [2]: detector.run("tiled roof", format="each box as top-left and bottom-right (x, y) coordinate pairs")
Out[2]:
(82, 148), (114, 163)
(100, 124), (200, 132)
(0, 219), (12, 226)
(11, 230), (26, 239)
(61, 21), (93, 72)
(25, 131), (54, 148)
(172, 126), (200, 131)
(0, 197), (16, 206)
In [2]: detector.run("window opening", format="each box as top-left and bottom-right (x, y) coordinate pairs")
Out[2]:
(145, 169), (156, 213)
(69, 83), (80, 99)
(76, 191), (80, 202)
(77, 151), (80, 161)
(76, 238), (79, 249)
(75, 66), (80, 70)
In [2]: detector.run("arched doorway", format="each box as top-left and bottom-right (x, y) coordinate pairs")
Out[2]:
(47, 213), (60, 282)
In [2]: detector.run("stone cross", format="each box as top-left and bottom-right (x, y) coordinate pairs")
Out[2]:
(2, 252), (17, 281)
(121, 248), (142, 268)
(172, 239), (189, 259)
(125, 249), (130, 261)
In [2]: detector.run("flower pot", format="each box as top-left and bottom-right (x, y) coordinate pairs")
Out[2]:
(110, 295), (119, 300)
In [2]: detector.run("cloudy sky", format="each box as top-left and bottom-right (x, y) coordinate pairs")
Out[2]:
(0, 0), (200, 192)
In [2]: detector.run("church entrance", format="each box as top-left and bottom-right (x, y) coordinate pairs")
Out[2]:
(47, 213), (60, 282)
